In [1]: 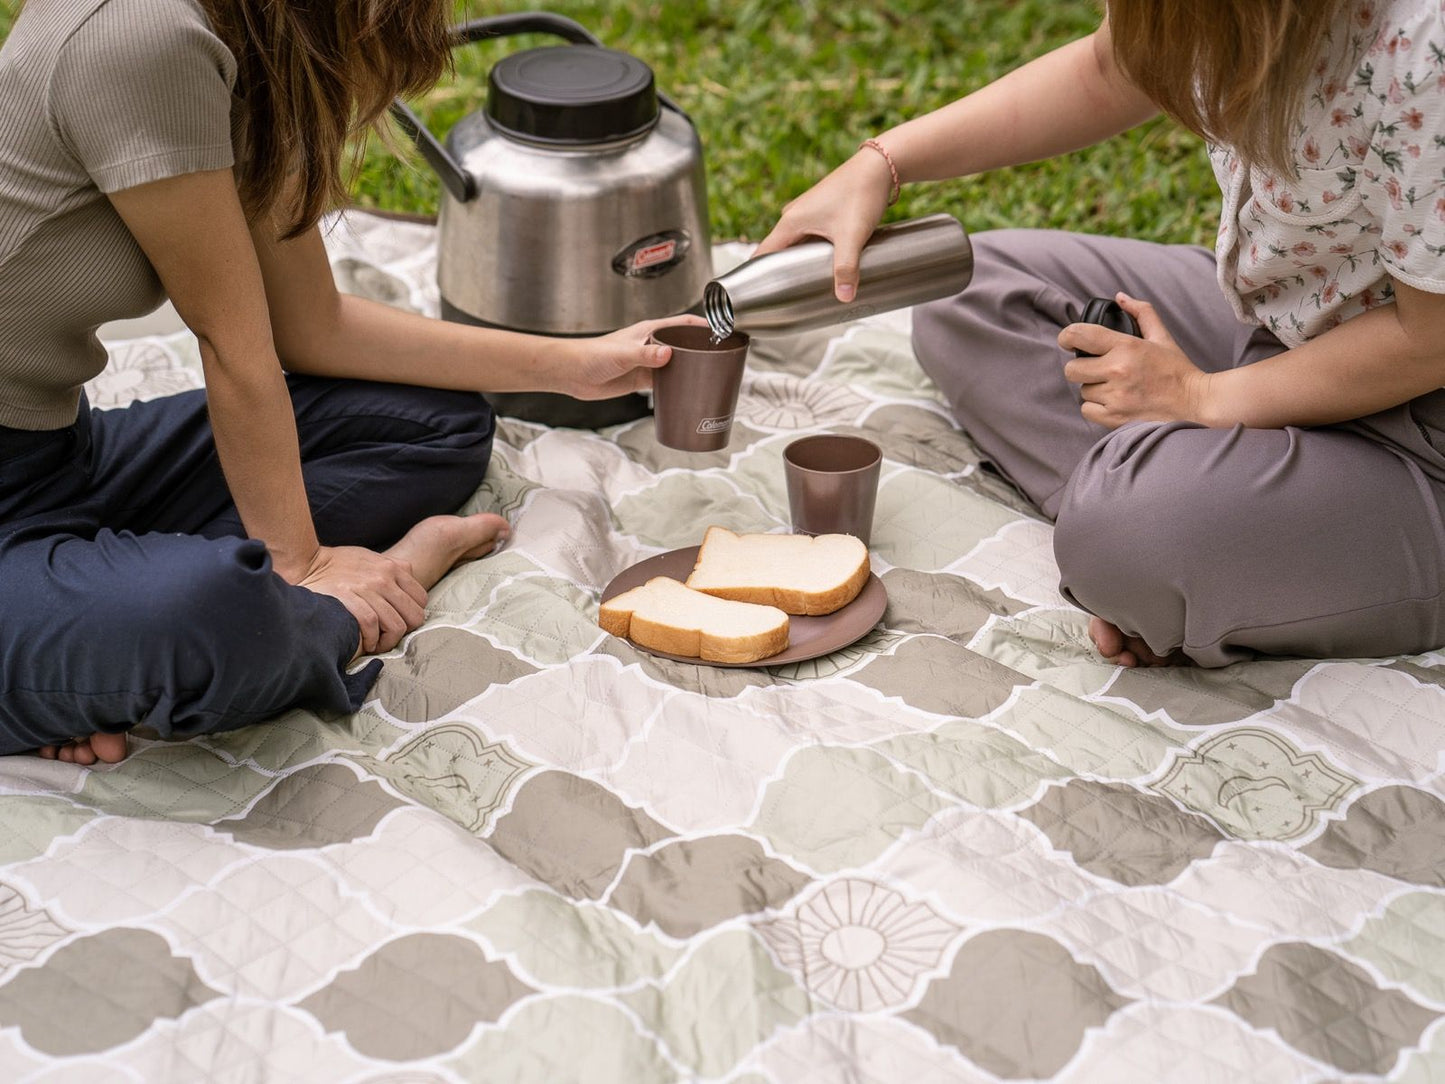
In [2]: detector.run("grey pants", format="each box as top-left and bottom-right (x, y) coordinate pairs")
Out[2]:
(912, 229), (1445, 666)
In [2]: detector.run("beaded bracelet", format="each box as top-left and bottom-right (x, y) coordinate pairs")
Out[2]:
(859, 138), (901, 206)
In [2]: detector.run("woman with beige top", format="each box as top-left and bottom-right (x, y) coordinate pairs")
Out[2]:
(0, 0), (695, 763)
(760, 0), (1445, 669)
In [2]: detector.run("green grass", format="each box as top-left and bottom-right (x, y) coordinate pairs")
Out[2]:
(362, 0), (1221, 245)
(1, 1), (1222, 245)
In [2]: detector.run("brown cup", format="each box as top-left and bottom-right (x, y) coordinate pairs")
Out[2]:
(784, 434), (883, 546)
(650, 325), (750, 451)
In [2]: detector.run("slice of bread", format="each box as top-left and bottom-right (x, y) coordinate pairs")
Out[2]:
(599, 576), (790, 664)
(685, 527), (870, 616)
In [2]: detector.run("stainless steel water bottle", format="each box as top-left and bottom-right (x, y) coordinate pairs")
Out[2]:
(704, 214), (973, 337)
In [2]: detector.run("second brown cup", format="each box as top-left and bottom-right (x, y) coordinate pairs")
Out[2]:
(784, 434), (883, 546)
(650, 325), (750, 451)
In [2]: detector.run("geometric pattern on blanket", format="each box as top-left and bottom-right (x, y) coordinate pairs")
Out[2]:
(0, 211), (1443, 1081)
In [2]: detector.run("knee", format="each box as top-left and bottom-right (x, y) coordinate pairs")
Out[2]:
(912, 229), (1075, 365)
(378, 385), (496, 499)
(117, 537), (284, 646)
(1053, 423), (1210, 626)
(915, 230), (1044, 320)
(112, 537), (358, 699)
(431, 391), (494, 495)
(422, 388), (494, 475)
(419, 387), (495, 445)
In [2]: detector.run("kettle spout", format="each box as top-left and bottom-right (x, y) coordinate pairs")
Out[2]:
(388, 99), (476, 203)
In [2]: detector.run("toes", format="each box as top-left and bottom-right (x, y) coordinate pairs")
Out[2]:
(36, 734), (128, 766)
(90, 732), (129, 764)
(472, 513), (510, 544)
(460, 516), (510, 562)
(1088, 617), (1184, 669)
(1088, 617), (1126, 659)
(1129, 638), (1178, 667)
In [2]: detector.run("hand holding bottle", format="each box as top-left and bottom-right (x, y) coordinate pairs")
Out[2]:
(751, 146), (899, 302)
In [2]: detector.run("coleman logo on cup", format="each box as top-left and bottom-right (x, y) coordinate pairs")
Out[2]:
(696, 415), (732, 434)
(612, 230), (692, 279)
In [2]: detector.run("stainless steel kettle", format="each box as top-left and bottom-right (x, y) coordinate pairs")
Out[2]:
(391, 13), (712, 428)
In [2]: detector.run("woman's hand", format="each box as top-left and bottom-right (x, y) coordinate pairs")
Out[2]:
(290, 545), (428, 656)
(752, 149), (897, 302)
(554, 314), (709, 400)
(1059, 293), (1212, 429)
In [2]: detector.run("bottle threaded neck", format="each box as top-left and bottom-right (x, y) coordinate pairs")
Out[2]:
(703, 282), (733, 340)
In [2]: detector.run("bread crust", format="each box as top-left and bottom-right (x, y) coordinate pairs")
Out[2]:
(598, 577), (789, 664)
(686, 529), (870, 615)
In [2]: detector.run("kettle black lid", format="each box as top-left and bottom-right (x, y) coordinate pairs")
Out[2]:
(486, 45), (659, 145)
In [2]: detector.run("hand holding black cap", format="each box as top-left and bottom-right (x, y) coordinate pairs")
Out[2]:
(1073, 298), (1141, 358)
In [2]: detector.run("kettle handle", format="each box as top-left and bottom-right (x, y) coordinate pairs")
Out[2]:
(452, 12), (604, 48)
(388, 12), (692, 204)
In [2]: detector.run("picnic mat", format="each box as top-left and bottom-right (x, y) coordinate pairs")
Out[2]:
(1, 210), (1444, 1082)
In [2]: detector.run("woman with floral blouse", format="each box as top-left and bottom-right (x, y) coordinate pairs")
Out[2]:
(759, 0), (1445, 668)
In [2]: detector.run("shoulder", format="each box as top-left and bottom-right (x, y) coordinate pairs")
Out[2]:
(1378, 0), (1445, 36)
(53, 0), (236, 94)
(45, 0), (239, 190)
(1354, 0), (1445, 83)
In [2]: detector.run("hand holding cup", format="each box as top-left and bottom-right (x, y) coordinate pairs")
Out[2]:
(649, 325), (750, 451)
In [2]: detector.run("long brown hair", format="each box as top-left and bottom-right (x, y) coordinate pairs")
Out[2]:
(1108, 0), (1354, 175)
(200, 0), (454, 239)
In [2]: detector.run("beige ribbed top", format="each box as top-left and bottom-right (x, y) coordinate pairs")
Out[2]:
(0, 0), (236, 430)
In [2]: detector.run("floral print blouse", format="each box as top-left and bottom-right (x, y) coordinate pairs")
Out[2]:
(1210, 0), (1445, 347)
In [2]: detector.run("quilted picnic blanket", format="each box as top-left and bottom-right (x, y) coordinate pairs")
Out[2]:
(1, 210), (1444, 1083)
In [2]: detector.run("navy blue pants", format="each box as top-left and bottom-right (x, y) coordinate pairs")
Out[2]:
(0, 375), (494, 754)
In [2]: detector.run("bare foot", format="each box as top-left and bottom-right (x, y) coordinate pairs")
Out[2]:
(36, 731), (129, 765)
(1089, 616), (1190, 668)
(385, 512), (510, 590)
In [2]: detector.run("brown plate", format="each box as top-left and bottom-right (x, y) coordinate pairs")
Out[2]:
(600, 545), (888, 668)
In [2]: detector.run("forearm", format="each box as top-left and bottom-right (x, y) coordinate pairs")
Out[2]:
(1202, 302), (1445, 428)
(276, 291), (566, 392)
(199, 338), (319, 577)
(878, 31), (1159, 184)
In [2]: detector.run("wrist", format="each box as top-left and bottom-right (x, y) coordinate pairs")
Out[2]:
(266, 535), (321, 583)
(847, 145), (900, 207)
(550, 338), (586, 397)
(857, 138), (902, 205)
(520, 336), (581, 399)
(1189, 370), (1230, 427)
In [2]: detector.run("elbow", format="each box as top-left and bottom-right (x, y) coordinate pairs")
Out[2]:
(1090, 28), (1115, 84)
(1089, 22), (1159, 126)
(270, 293), (344, 372)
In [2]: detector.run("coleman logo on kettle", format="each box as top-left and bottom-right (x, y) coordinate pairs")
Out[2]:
(613, 230), (692, 279)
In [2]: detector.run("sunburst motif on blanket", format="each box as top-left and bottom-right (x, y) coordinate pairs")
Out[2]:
(87, 341), (201, 409)
(771, 629), (905, 683)
(739, 373), (869, 430)
(755, 878), (961, 1012)
(331, 256), (414, 308)
(0, 885), (67, 971)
